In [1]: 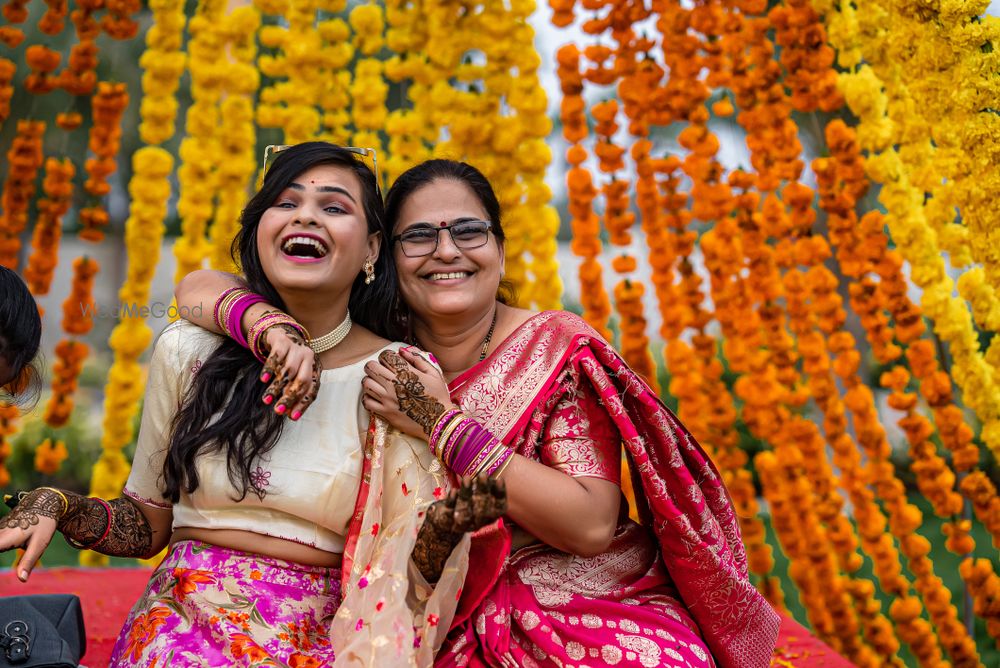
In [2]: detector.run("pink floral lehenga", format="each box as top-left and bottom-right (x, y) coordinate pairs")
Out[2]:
(436, 311), (779, 668)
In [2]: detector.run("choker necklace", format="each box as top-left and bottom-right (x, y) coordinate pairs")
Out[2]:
(479, 309), (498, 361)
(309, 313), (352, 354)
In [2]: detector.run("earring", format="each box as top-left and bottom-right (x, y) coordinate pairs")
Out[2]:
(364, 259), (375, 285)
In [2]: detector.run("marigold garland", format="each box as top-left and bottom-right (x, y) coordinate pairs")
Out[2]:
(24, 157), (75, 296)
(0, 120), (46, 269)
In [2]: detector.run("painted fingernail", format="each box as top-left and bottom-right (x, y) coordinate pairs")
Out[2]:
(261, 372), (272, 383)
(263, 395), (274, 405)
(18, 570), (27, 581)
(276, 404), (287, 415)
(291, 410), (302, 421)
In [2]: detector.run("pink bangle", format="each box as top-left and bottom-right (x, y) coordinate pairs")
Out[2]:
(228, 294), (267, 348)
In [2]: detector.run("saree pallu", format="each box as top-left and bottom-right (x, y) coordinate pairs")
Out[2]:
(438, 311), (780, 668)
(109, 540), (341, 667)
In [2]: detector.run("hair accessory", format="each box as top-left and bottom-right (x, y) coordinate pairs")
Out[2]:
(309, 312), (353, 354)
(364, 258), (375, 285)
(263, 144), (381, 191)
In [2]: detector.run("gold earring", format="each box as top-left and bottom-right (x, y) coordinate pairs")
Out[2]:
(364, 259), (375, 285)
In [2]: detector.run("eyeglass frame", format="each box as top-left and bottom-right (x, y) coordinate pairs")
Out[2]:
(262, 144), (381, 192)
(391, 219), (494, 258)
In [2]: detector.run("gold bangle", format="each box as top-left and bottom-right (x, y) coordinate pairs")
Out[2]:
(218, 289), (251, 337)
(38, 487), (69, 518)
(435, 412), (465, 462)
(491, 450), (516, 480)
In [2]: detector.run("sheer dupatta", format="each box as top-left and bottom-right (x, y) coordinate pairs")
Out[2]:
(448, 311), (779, 668)
(333, 416), (470, 666)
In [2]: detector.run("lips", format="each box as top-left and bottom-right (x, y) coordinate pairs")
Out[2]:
(281, 233), (329, 259)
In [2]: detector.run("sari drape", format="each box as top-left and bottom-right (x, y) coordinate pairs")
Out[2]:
(438, 311), (779, 668)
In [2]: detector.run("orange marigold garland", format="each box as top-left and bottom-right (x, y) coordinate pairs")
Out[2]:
(24, 157), (75, 296)
(77, 82), (128, 243)
(25, 44), (62, 95)
(0, 120), (46, 269)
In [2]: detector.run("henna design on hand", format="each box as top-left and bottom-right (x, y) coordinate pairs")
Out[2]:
(378, 350), (446, 435)
(412, 476), (508, 582)
(0, 489), (63, 531)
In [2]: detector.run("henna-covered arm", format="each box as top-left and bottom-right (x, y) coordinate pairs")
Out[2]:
(3, 488), (171, 559)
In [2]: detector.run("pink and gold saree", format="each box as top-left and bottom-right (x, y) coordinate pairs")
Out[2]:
(436, 311), (779, 668)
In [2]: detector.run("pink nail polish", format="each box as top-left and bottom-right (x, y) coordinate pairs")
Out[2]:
(291, 410), (302, 420)
(261, 372), (272, 383)
(276, 404), (287, 415)
(263, 395), (274, 405)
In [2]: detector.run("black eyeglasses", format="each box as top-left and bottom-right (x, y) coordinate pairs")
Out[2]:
(392, 220), (492, 258)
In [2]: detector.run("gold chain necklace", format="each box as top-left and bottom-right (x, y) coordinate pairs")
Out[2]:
(309, 313), (352, 354)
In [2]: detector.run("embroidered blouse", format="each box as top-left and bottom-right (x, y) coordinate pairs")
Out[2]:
(124, 320), (403, 553)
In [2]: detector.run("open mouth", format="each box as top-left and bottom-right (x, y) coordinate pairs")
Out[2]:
(424, 271), (473, 281)
(281, 235), (328, 259)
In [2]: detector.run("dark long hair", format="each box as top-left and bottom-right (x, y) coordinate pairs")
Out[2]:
(0, 266), (42, 408)
(162, 142), (398, 502)
(383, 159), (516, 330)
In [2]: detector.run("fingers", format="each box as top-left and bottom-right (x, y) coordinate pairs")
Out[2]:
(275, 353), (316, 417)
(288, 357), (322, 421)
(16, 527), (52, 581)
(377, 350), (410, 376)
(400, 347), (436, 373)
(262, 370), (290, 408)
(452, 482), (475, 532)
(0, 529), (27, 553)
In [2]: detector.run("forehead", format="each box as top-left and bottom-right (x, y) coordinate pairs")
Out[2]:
(287, 163), (363, 193)
(397, 179), (487, 226)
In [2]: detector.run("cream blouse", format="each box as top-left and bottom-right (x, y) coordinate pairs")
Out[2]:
(124, 319), (403, 553)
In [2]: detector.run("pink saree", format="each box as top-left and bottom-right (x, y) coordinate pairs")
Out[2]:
(436, 311), (779, 668)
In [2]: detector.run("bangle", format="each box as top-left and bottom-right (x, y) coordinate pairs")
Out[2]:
(38, 487), (69, 518)
(229, 294), (268, 348)
(217, 288), (253, 337)
(429, 409), (462, 455)
(65, 497), (112, 551)
(247, 314), (309, 363)
(213, 287), (244, 331)
(486, 447), (515, 478)
(438, 415), (469, 464)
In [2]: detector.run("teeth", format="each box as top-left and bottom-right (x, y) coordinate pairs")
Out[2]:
(428, 272), (470, 281)
(282, 236), (327, 257)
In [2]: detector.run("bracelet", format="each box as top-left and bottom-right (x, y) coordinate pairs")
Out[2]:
(429, 409), (462, 455)
(487, 447), (516, 479)
(217, 288), (253, 337)
(247, 314), (309, 363)
(64, 497), (112, 551)
(38, 487), (69, 518)
(229, 294), (268, 348)
(213, 286), (244, 331)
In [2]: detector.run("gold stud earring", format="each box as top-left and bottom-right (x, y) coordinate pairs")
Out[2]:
(364, 259), (375, 285)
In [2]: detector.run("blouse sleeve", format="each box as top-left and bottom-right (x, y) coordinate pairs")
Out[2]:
(123, 321), (208, 509)
(539, 372), (622, 484)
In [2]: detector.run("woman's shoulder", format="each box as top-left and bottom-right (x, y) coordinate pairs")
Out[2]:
(521, 309), (602, 342)
(152, 320), (223, 364)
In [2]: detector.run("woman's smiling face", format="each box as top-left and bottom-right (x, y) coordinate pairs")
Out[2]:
(257, 163), (379, 300)
(392, 178), (504, 321)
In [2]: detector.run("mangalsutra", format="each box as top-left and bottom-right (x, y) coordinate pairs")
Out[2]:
(309, 313), (352, 354)
(478, 308), (498, 362)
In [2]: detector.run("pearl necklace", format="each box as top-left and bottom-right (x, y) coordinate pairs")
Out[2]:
(309, 313), (352, 354)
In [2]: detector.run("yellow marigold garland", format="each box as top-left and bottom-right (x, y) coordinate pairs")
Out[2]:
(173, 0), (226, 284)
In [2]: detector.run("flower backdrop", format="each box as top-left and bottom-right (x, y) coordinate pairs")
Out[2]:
(0, 0), (998, 663)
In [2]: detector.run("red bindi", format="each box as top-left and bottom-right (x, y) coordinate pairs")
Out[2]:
(439, 221), (447, 227)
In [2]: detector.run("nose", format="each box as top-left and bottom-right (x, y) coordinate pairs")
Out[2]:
(432, 227), (462, 261)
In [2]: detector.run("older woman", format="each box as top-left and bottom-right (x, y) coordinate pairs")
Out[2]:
(176, 159), (779, 668)
(0, 145), (497, 667)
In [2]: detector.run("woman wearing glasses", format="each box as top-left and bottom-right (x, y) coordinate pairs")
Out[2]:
(0, 145), (499, 667)
(175, 158), (779, 667)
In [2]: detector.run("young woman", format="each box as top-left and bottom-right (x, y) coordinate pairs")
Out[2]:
(0, 144), (499, 667)
(0, 265), (42, 407)
(175, 159), (779, 668)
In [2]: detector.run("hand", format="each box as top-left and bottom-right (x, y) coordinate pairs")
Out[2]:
(0, 488), (63, 581)
(412, 475), (507, 582)
(259, 323), (321, 421)
(362, 348), (454, 440)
